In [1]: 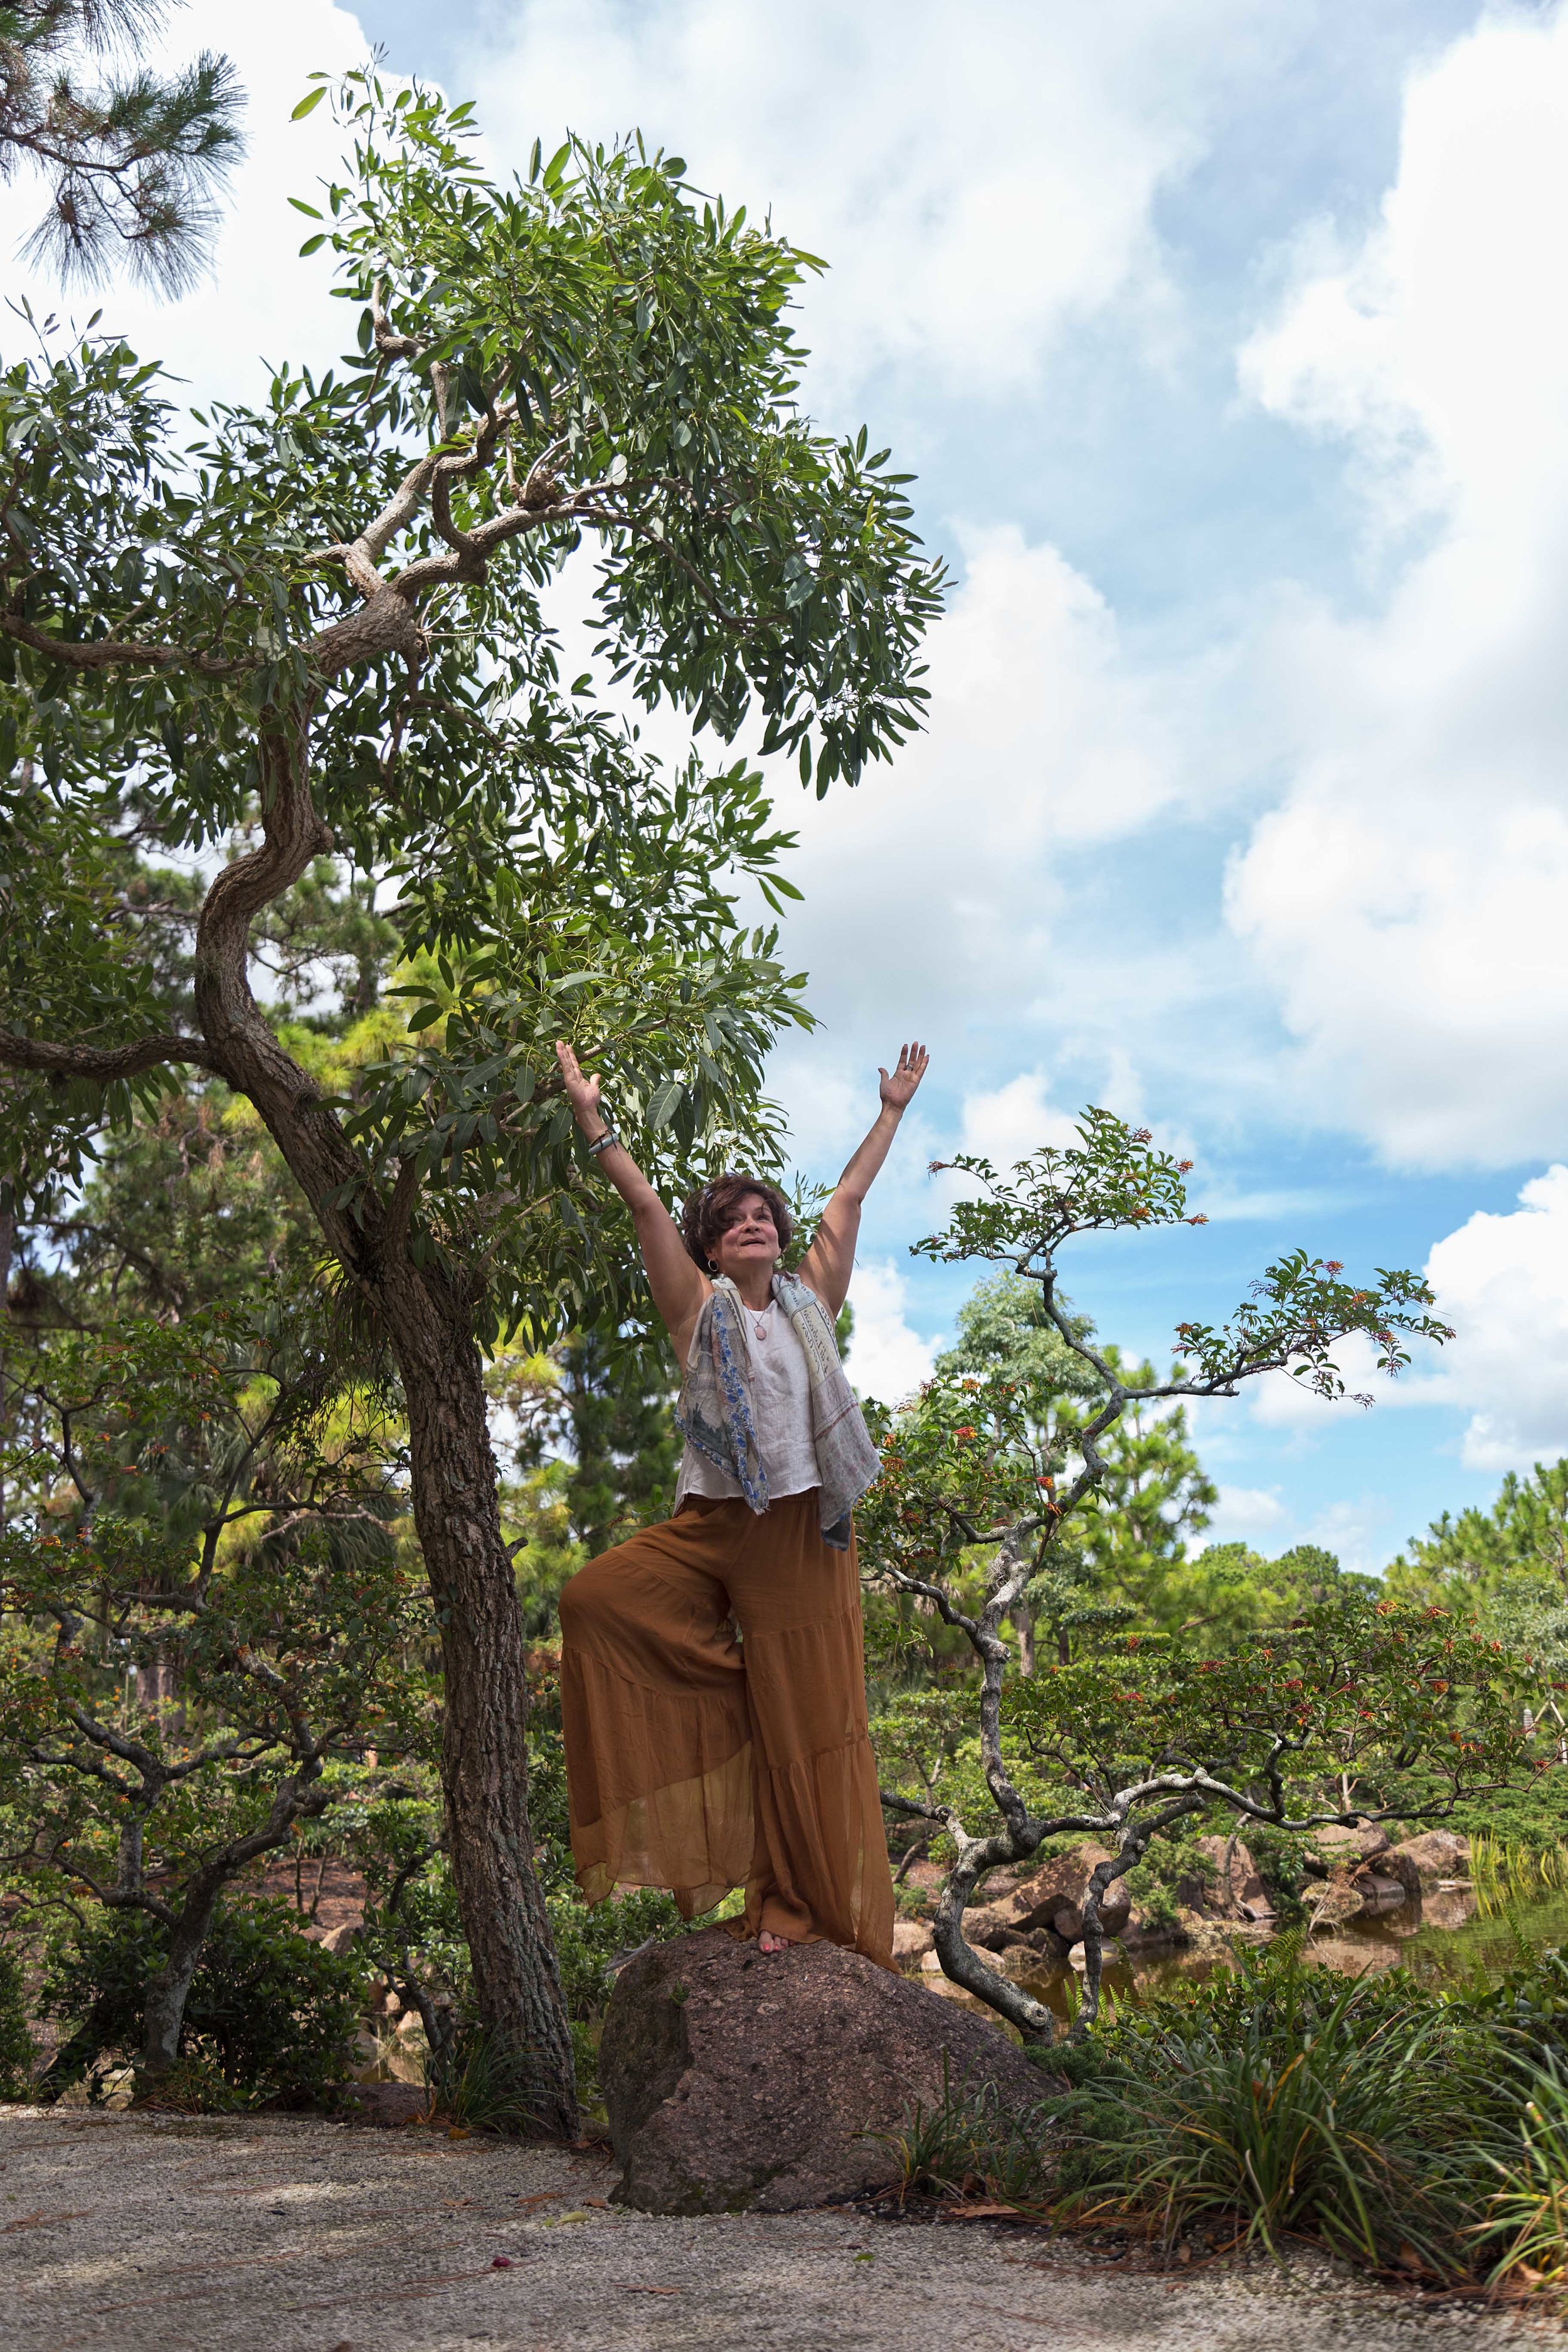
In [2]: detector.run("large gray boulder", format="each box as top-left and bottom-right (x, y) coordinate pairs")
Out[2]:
(1390, 1828), (1469, 1886)
(963, 1841), (1130, 1953)
(598, 1926), (1059, 2215)
(1188, 1835), (1276, 1923)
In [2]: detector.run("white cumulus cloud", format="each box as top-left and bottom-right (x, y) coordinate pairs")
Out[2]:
(842, 1260), (941, 1409)
(457, 0), (1293, 403)
(1422, 1165), (1568, 1473)
(959, 1070), (1083, 1167)
(1203, 1483), (1288, 1542)
(770, 523), (1200, 1057)
(1228, 4), (1568, 1169)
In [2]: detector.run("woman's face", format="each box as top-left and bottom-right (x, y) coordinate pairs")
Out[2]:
(710, 1192), (781, 1280)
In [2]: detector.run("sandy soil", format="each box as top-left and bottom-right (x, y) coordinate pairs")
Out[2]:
(0, 2105), (1553, 2352)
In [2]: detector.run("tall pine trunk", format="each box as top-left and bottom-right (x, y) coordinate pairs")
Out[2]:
(389, 1269), (577, 2136)
(191, 719), (577, 2134)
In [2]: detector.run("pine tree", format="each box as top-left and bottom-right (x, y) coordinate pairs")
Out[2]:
(1, 1), (243, 293)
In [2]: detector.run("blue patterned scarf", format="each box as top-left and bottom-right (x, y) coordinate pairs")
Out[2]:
(674, 1271), (881, 1550)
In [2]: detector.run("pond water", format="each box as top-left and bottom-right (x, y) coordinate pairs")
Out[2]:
(1000, 1886), (1568, 2029)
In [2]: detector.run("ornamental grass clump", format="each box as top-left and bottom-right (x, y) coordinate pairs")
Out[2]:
(876, 2056), (1056, 2210)
(1484, 2057), (1568, 2296)
(1051, 1944), (1508, 2277)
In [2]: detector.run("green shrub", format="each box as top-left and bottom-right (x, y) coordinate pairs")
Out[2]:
(1052, 1942), (1507, 2275)
(40, 1899), (367, 2107)
(0, 1946), (36, 2097)
(548, 1883), (687, 2025)
(1237, 1823), (1311, 1926)
(425, 2021), (544, 2135)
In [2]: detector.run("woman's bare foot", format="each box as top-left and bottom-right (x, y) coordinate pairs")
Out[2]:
(758, 1931), (790, 1954)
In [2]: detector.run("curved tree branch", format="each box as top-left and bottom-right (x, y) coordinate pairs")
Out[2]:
(0, 1029), (221, 1081)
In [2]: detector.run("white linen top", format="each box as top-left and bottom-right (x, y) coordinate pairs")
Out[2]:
(675, 1295), (820, 1503)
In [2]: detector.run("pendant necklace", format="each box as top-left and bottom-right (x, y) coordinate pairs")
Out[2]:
(753, 1302), (770, 1342)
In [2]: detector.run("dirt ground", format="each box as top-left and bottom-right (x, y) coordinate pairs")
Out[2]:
(0, 2105), (1553, 2352)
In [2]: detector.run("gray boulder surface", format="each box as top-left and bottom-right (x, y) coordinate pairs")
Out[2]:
(1189, 1834), (1276, 1922)
(964, 1841), (1130, 1952)
(598, 1925), (1059, 2216)
(1391, 1828), (1470, 1885)
(1310, 1822), (1391, 1865)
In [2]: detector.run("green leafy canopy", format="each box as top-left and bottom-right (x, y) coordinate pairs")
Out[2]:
(0, 73), (945, 1341)
(921, 1110), (1454, 1407)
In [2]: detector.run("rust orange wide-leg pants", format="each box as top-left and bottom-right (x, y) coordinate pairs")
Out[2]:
(558, 1490), (894, 1967)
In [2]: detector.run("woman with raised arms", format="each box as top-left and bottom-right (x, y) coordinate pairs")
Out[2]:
(553, 1037), (930, 1962)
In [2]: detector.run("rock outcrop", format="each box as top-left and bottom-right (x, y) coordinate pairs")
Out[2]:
(963, 1843), (1131, 1957)
(891, 1915), (935, 1966)
(1302, 1823), (1453, 1929)
(1308, 1823), (1390, 1866)
(1183, 1836), (1276, 1925)
(599, 1926), (1059, 2215)
(1389, 1829), (1469, 1886)
(341, 2081), (429, 2127)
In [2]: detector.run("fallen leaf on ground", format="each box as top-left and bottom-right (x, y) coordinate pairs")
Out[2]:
(541, 2209), (593, 2226)
(517, 2191), (564, 2208)
(944, 2201), (1022, 2219)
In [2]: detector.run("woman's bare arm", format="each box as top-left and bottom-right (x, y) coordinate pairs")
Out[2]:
(797, 1042), (930, 1317)
(554, 1041), (710, 1353)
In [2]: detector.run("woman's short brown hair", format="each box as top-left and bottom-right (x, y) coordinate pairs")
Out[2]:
(679, 1175), (795, 1272)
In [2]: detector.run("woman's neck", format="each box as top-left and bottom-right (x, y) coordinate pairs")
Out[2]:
(730, 1268), (775, 1311)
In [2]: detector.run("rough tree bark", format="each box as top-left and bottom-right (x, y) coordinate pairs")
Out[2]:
(184, 718), (577, 2132)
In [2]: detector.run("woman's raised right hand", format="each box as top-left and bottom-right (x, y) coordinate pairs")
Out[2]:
(554, 1039), (602, 1130)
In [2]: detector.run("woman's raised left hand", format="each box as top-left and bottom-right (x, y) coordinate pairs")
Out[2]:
(554, 1039), (603, 1131)
(878, 1041), (930, 1113)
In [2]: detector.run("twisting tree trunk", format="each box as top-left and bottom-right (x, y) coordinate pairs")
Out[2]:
(188, 712), (577, 2134)
(140, 1877), (225, 2080)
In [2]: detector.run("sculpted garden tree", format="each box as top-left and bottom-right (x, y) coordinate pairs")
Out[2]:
(0, 1305), (426, 2089)
(0, 75), (943, 2127)
(857, 1113), (1537, 2042)
(931, 1271), (1218, 1667)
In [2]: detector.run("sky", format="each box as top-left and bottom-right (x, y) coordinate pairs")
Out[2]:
(9, 0), (1568, 1572)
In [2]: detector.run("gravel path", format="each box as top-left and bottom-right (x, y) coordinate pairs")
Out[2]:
(0, 2104), (1552, 2351)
